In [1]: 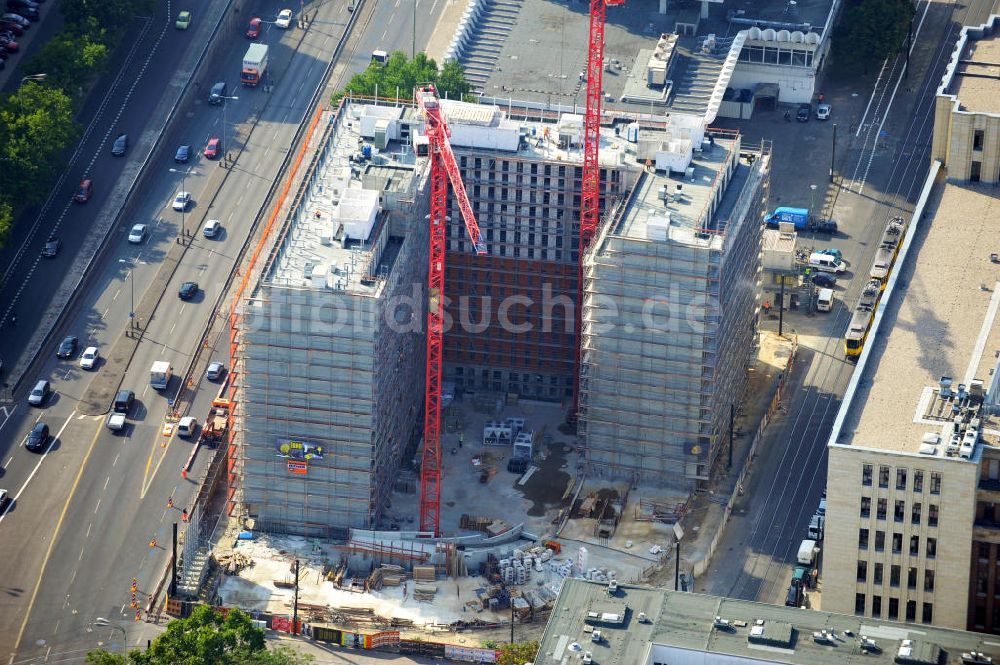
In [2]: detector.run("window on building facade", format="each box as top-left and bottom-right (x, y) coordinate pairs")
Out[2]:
(896, 468), (907, 490)
(890, 565), (900, 587)
(892, 533), (903, 553)
(922, 602), (933, 624)
(912, 502), (921, 524)
(927, 537), (937, 558)
(858, 560), (868, 582)
(894, 500), (905, 522)
(980, 543), (992, 561)
(928, 504), (938, 527)
(872, 595), (882, 618)
(906, 600), (917, 622)
(907, 567), (917, 590)
(925, 569), (935, 591)
(861, 496), (871, 518)
(859, 528), (871, 550)
(974, 129), (985, 151)
(874, 563), (884, 585)
(913, 470), (923, 493)
(879, 465), (890, 488)
(863, 464), (874, 486)
(930, 472), (941, 494)
(875, 530), (885, 551)
(877, 498), (887, 520)
(856, 593), (866, 614)
(888, 598), (899, 620)
(910, 535), (919, 556)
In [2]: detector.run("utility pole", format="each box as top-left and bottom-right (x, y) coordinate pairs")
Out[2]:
(778, 280), (786, 337)
(510, 598), (515, 644)
(292, 559), (300, 635)
(170, 523), (178, 597)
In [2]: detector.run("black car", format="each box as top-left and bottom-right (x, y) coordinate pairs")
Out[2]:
(7, 0), (38, 9)
(178, 281), (198, 300)
(56, 335), (78, 358)
(8, 5), (36, 19)
(808, 218), (838, 234)
(174, 144), (190, 163)
(811, 272), (837, 288)
(796, 104), (811, 122)
(113, 389), (134, 414)
(41, 237), (59, 258)
(26, 421), (49, 452)
(111, 133), (128, 156)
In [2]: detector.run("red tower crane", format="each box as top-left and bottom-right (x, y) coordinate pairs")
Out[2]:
(572, 0), (625, 421)
(417, 85), (486, 535)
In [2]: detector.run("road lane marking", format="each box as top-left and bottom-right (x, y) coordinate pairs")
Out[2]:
(2, 413), (74, 519)
(11, 416), (102, 656)
(113, 289), (120, 301)
(94, 499), (101, 514)
(0, 406), (15, 435)
(86, 523), (92, 538)
(113, 453), (120, 467)
(104, 476), (110, 490)
(3, 456), (11, 468)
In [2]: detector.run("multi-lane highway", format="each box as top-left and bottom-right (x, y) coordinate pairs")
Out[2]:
(0, 0), (451, 660)
(701, 0), (999, 607)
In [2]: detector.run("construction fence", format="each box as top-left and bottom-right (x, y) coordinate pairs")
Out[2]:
(691, 334), (798, 580)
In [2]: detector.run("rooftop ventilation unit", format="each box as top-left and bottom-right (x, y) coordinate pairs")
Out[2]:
(638, 612), (649, 623)
(859, 636), (881, 654)
(812, 631), (835, 645)
(940, 376), (954, 398)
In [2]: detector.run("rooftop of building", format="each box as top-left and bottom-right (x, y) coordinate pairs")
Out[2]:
(607, 130), (754, 247)
(837, 181), (1000, 455)
(942, 14), (1000, 115)
(470, 0), (835, 116)
(537, 578), (1000, 665)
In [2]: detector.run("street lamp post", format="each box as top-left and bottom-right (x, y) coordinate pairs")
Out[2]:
(219, 95), (239, 167)
(809, 183), (818, 221)
(119, 259), (136, 334)
(92, 617), (128, 664)
(830, 123), (837, 183)
(169, 167), (196, 241)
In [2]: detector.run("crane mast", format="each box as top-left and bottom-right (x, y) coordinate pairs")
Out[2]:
(417, 85), (486, 535)
(573, 0), (624, 422)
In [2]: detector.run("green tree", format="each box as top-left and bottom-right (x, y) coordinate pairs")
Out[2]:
(87, 607), (314, 665)
(27, 31), (110, 93)
(58, 0), (150, 34)
(494, 640), (539, 665)
(335, 52), (470, 103)
(0, 83), (79, 205)
(832, 0), (915, 73)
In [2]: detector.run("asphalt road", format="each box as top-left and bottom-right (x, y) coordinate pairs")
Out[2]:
(0, 0), (449, 660)
(702, 0), (1000, 607)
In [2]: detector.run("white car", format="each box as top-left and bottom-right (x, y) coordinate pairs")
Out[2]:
(816, 103), (831, 120)
(177, 416), (198, 438)
(128, 223), (147, 244)
(80, 346), (99, 370)
(172, 191), (191, 211)
(203, 219), (221, 238)
(275, 8), (292, 28)
(106, 412), (127, 431)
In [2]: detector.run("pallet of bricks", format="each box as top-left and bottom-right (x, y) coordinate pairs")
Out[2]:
(413, 565), (437, 602)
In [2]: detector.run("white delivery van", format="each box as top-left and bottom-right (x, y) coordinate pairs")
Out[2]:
(371, 49), (388, 64)
(816, 288), (834, 312)
(797, 539), (819, 566)
(808, 252), (846, 274)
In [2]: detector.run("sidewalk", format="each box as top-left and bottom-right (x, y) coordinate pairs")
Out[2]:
(424, 0), (470, 64)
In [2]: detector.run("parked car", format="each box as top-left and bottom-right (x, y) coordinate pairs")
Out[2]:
(73, 178), (92, 203)
(111, 133), (128, 156)
(1, 13), (31, 27)
(810, 272), (837, 288)
(175, 9), (191, 29)
(27, 379), (50, 406)
(0, 33), (18, 51)
(816, 248), (843, 263)
(796, 104), (811, 122)
(26, 421), (49, 452)
(809, 218), (838, 234)
(0, 488), (9, 510)
(0, 20), (25, 35)
(203, 219), (221, 237)
(41, 237), (60, 258)
(206, 361), (225, 381)
(275, 8), (292, 27)
(245, 16), (261, 38)
(56, 335), (78, 359)
(172, 191), (191, 211)
(80, 346), (99, 369)
(203, 137), (220, 159)
(128, 223), (147, 244)
(7, 5), (36, 20)
(178, 281), (198, 300)
(174, 144), (191, 163)
(816, 103), (831, 120)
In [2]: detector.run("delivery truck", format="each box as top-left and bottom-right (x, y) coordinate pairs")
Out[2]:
(150, 361), (172, 390)
(242, 43), (268, 86)
(797, 539), (819, 566)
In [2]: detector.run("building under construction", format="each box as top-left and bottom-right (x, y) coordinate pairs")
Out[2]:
(579, 130), (770, 489)
(231, 96), (768, 533)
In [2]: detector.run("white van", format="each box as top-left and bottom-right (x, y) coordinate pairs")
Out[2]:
(816, 288), (834, 312)
(371, 50), (388, 64)
(808, 252), (846, 274)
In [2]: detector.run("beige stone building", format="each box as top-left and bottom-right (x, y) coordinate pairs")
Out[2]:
(932, 15), (1000, 182)
(823, 180), (1000, 632)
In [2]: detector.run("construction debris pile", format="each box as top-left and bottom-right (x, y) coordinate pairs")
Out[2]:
(460, 514), (513, 537)
(366, 564), (405, 590)
(215, 551), (255, 575)
(413, 565), (438, 602)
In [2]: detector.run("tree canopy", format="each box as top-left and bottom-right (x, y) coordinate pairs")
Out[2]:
(495, 640), (540, 665)
(335, 52), (471, 103)
(87, 607), (313, 665)
(832, 0), (915, 73)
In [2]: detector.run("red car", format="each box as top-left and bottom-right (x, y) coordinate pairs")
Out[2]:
(0, 21), (24, 35)
(245, 16), (261, 38)
(0, 34), (17, 51)
(204, 137), (221, 159)
(73, 178), (92, 203)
